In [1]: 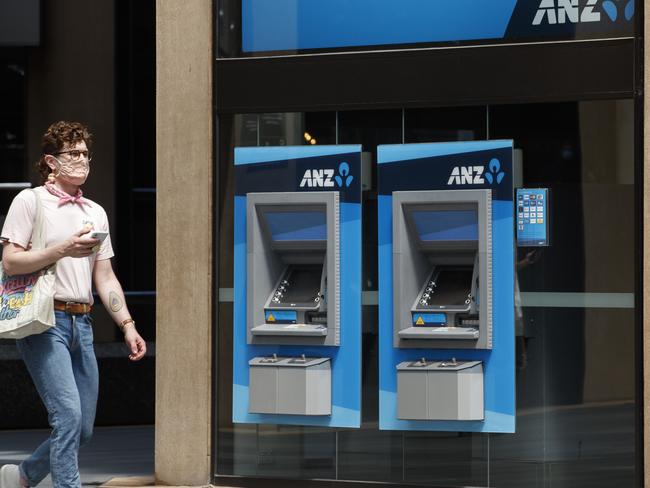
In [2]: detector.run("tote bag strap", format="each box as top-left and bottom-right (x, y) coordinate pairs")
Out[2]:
(30, 189), (47, 251)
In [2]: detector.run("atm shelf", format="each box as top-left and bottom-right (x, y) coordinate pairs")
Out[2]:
(251, 324), (328, 336)
(398, 326), (479, 340)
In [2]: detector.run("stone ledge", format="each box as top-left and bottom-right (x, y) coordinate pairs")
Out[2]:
(100, 477), (222, 488)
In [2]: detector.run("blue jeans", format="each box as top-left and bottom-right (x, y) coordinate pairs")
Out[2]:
(16, 311), (98, 488)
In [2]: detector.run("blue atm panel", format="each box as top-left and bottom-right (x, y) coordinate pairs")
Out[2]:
(233, 145), (362, 428)
(378, 140), (515, 433)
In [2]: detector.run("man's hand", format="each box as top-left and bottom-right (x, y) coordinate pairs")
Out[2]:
(59, 228), (99, 258)
(124, 327), (147, 361)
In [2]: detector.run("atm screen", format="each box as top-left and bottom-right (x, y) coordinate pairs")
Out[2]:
(264, 211), (327, 241)
(411, 209), (478, 241)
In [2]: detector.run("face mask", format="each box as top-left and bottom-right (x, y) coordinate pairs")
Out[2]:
(53, 156), (89, 184)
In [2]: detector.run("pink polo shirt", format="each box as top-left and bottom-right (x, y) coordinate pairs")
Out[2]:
(1, 186), (114, 304)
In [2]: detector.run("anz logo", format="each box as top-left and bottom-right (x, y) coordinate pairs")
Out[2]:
(533, 0), (599, 25)
(447, 166), (485, 185)
(447, 159), (505, 186)
(299, 162), (354, 188)
(533, 0), (635, 25)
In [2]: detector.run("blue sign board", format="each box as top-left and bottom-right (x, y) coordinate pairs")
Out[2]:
(243, 0), (635, 53)
(377, 140), (516, 433)
(233, 145), (362, 428)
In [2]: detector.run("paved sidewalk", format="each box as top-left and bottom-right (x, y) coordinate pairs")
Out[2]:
(0, 425), (154, 487)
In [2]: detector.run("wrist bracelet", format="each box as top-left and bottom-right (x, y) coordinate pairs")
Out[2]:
(119, 318), (135, 333)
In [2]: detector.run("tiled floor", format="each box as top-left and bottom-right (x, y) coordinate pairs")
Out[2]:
(0, 425), (154, 487)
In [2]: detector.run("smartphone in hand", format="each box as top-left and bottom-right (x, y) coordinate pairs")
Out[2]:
(89, 231), (109, 253)
(89, 231), (109, 242)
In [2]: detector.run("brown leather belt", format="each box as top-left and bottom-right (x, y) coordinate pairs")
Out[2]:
(54, 300), (92, 314)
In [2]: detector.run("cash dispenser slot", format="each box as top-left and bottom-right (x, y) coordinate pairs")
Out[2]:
(246, 192), (340, 346)
(249, 355), (332, 415)
(392, 190), (492, 349)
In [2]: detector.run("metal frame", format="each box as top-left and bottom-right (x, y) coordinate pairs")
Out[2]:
(216, 38), (635, 114)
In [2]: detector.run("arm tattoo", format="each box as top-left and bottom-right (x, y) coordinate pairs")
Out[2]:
(109, 291), (123, 312)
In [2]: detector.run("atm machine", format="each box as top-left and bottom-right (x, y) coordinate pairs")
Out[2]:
(246, 192), (339, 345)
(378, 141), (515, 432)
(233, 145), (362, 428)
(392, 190), (491, 349)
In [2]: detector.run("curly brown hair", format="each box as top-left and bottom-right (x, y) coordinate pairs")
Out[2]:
(36, 121), (93, 182)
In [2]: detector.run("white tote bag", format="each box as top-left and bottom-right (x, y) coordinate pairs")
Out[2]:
(0, 190), (56, 339)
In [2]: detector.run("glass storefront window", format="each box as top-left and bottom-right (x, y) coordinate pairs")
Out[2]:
(216, 101), (636, 487)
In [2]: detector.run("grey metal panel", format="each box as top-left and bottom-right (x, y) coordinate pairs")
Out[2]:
(398, 327), (479, 340)
(246, 192), (340, 346)
(457, 366), (484, 420)
(392, 193), (431, 349)
(249, 364), (277, 414)
(397, 370), (428, 420)
(249, 356), (329, 367)
(427, 370), (459, 420)
(304, 362), (332, 415)
(247, 193), (286, 344)
(392, 190), (492, 350)
(277, 367), (308, 414)
(249, 357), (332, 416)
(251, 324), (327, 336)
(396, 360), (484, 421)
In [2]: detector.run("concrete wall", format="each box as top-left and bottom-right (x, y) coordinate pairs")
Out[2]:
(155, 0), (213, 485)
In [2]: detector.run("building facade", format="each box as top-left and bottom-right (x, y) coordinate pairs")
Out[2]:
(0, 1), (646, 487)
(156, 1), (648, 488)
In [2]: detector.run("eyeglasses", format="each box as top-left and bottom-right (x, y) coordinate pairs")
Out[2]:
(53, 149), (92, 162)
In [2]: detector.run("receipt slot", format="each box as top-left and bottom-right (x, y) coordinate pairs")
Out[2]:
(247, 192), (340, 345)
(233, 145), (362, 428)
(378, 141), (515, 433)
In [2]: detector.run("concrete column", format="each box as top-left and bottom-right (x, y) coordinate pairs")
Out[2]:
(156, 1), (213, 485)
(642, 4), (650, 487)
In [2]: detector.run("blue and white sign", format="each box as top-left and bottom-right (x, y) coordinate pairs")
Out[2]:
(242, 0), (635, 53)
(377, 140), (516, 433)
(233, 145), (362, 428)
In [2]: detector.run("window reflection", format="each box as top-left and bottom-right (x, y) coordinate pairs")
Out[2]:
(217, 102), (636, 487)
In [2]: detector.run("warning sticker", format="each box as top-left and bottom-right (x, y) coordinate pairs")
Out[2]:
(412, 312), (446, 326)
(265, 310), (298, 324)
